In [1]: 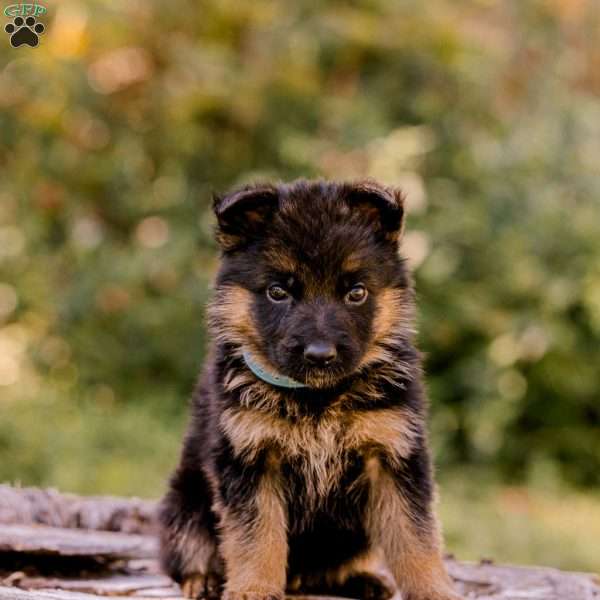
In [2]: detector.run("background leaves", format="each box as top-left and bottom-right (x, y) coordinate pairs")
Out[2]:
(0, 0), (599, 569)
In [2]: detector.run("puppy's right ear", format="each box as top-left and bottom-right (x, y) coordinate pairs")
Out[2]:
(213, 184), (279, 251)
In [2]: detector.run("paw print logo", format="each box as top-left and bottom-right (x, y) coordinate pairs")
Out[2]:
(5, 15), (45, 47)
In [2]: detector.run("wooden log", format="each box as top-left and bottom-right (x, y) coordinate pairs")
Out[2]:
(447, 559), (600, 599)
(0, 588), (111, 600)
(1, 560), (599, 600)
(1, 485), (599, 600)
(0, 525), (157, 560)
(0, 589), (352, 600)
(4, 574), (177, 596)
(0, 486), (155, 536)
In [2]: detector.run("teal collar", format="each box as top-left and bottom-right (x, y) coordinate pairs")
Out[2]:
(242, 349), (307, 389)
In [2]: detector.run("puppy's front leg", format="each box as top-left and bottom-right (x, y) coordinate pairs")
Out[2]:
(220, 468), (288, 600)
(366, 454), (462, 600)
(158, 463), (222, 599)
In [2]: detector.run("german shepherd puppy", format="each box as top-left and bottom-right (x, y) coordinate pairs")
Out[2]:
(159, 180), (461, 600)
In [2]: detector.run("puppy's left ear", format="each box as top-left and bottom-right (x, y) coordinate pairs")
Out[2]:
(345, 181), (405, 244)
(213, 184), (279, 251)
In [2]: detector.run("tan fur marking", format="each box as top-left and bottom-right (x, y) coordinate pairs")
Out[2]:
(221, 408), (341, 504)
(359, 287), (416, 370)
(207, 285), (258, 347)
(262, 247), (298, 274)
(220, 406), (419, 508)
(222, 369), (254, 393)
(215, 231), (242, 252)
(347, 408), (420, 466)
(181, 572), (220, 600)
(220, 463), (287, 598)
(366, 458), (458, 600)
(207, 283), (296, 396)
(342, 251), (363, 272)
(372, 289), (405, 341)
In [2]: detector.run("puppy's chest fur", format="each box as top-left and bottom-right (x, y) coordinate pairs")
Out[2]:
(220, 402), (419, 511)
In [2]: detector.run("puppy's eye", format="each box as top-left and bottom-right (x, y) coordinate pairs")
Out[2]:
(267, 284), (289, 302)
(345, 284), (368, 305)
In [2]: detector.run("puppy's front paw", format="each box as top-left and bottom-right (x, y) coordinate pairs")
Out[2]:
(181, 573), (221, 599)
(222, 592), (283, 600)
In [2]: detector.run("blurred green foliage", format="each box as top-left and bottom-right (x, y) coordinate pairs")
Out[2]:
(1, 0), (599, 569)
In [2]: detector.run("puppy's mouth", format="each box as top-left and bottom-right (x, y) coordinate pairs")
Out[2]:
(281, 360), (355, 390)
(262, 344), (360, 389)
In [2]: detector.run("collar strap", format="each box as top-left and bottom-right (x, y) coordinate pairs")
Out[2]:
(242, 349), (308, 389)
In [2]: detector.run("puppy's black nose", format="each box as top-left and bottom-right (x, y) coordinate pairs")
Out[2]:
(304, 341), (337, 366)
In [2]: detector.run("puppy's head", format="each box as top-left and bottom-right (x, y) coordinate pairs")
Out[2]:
(209, 179), (412, 389)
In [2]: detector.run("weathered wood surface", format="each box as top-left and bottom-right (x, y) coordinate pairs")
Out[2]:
(1, 485), (599, 600)
(0, 589), (350, 600)
(0, 524), (157, 559)
(2, 562), (599, 600)
(447, 561), (600, 599)
(0, 486), (155, 535)
(0, 584), (349, 600)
